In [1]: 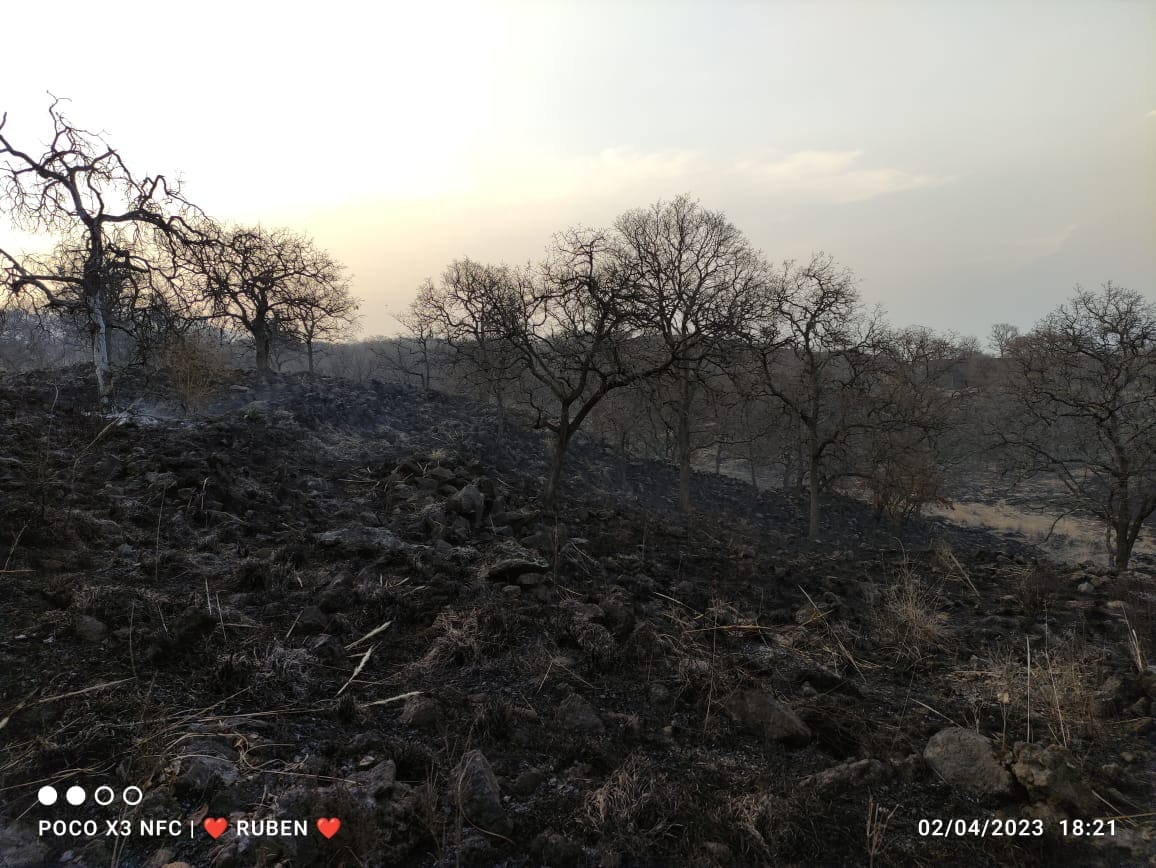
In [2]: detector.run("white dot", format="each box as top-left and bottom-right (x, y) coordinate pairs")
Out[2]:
(37, 786), (58, 806)
(65, 786), (86, 806)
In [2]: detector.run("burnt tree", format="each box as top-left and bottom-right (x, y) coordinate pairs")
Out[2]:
(193, 224), (348, 373)
(0, 98), (202, 406)
(999, 283), (1156, 571)
(614, 195), (767, 512)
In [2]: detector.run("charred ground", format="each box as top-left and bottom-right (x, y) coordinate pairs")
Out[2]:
(0, 368), (1152, 867)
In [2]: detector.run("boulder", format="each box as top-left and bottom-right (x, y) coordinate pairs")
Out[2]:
(801, 758), (892, 792)
(73, 615), (109, 643)
(725, 689), (811, 748)
(315, 526), (405, 554)
(453, 750), (507, 832)
(478, 557), (547, 583)
(556, 693), (605, 734)
(447, 483), (485, 525)
(399, 695), (442, 729)
(923, 728), (1012, 797)
(174, 739), (239, 794)
(1012, 742), (1097, 813)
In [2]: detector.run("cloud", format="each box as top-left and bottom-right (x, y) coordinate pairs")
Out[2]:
(1012, 223), (1078, 260)
(733, 150), (953, 203)
(1148, 109), (1156, 118)
(465, 146), (700, 205)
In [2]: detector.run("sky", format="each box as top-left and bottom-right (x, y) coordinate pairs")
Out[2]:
(1, 0), (1153, 341)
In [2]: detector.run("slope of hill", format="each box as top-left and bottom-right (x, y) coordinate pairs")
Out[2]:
(1, 368), (1152, 867)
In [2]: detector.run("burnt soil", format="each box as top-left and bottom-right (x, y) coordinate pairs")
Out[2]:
(1, 367), (1153, 867)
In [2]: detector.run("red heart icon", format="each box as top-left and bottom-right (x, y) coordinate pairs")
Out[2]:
(203, 817), (228, 839)
(317, 817), (341, 839)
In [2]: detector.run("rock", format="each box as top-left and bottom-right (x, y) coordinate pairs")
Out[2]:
(1125, 716), (1152, 735)
(478, 557), (547, 583)
(801, 758), (892, 792)
(315, 526), (404, 554)
(648, 683), (670, 704)
(295, 606), (329, 635)
(453, 750), (507, 832)
(512, 768), (545, 796)
(174, 739), (239, 794)
(428, 466), (456, 483)
(1140, 665), (1156, 700)
(352, 759), (397, 800)
(1077, 582), (1094, 594)
(531, 830), (584, 868)
(399, 695), (441, 729)
(557, 693), (605, 734)
(447, 483), (485, 525)
(923, 728), (1011, 797)
(305, 634), (345, 664)
(700, 841), (733, 862)
(725, 689), (811, 748)
(1011, 742), (1097, 812)
(522, 527), (560, 553)
(0, 821), (49, 868)
(73, 615), (109, 643)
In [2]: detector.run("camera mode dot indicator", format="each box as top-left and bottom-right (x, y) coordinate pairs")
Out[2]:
(65, 786), (86, 806)
(37, 786), (58, 806)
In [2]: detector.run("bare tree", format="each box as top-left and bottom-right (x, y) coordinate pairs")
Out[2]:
(860, 326), (973, 522)
(499, 228), (675, 506)
(614, 195), (768, 512)
(747, 253), (885, 540)
(284, 268), (359, 374)
(418, 258), (524, 412)
(988, 322), (1021, 358)
(392, 279), (443, 390)
(999, 283), (1156, 571)
(0, 98), (202, 405)
(192, 224), (347, 373)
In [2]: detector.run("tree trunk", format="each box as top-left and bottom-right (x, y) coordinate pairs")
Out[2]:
(254, 324), (272, 373)
(1113, 516), (1135, 572)
(543, 417), (571, 508)
(807, 429), (821, 541)
(677, 366), (692, 513)
(306, 339), (315, 375)
(90, 294), (113, 409)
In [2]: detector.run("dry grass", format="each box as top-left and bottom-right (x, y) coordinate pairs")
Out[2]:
(930, 499), (1156, 565)
(865, 796), (898, 868)
(420, 609), (483, 668)
(873, 561), (953, 664)
(163, 335), (229, 414)
(950, 633), (1104, 749)
(579, 754), (677, 849)
(933, 540), (979, 598)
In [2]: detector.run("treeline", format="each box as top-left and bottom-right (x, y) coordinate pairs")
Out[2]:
(370, 196), (1154, 569)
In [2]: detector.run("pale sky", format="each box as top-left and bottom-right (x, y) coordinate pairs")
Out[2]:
(2, 0), (1153, 340)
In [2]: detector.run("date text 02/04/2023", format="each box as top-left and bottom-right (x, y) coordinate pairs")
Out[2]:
(918, 818), (1118, 838)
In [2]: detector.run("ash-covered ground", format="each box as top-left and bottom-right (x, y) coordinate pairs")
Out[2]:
(1, 368), (1152, 867)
